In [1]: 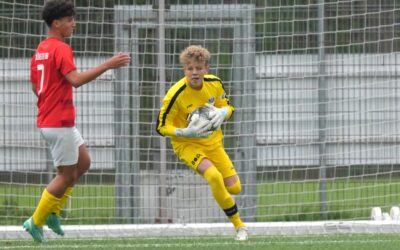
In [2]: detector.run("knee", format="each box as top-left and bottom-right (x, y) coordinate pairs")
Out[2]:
(203, 166), (223, 184)
(57, 165), (80, 186)
(226, 179), (242, 195)
(59, 173), (77, 187)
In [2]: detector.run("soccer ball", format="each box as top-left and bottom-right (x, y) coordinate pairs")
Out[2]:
(187, 106), (217, 131)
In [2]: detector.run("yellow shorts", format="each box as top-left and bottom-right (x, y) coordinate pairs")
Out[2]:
(172, 141), (237, 178)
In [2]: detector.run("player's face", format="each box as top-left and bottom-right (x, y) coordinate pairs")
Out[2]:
(56, 16), (76, 38)
(183, 60), (209, 90)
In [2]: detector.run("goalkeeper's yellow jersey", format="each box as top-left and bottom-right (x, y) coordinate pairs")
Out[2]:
(156, 74), (234, 146)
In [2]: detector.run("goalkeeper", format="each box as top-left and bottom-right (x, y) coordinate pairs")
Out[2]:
(156, 45), (248, 241)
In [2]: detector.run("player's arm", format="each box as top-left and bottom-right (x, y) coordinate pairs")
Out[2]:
(65, 53), (130, 88)
(156, 105), (176, 137)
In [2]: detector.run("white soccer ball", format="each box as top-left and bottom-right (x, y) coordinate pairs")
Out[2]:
(187, 106), (217, 131)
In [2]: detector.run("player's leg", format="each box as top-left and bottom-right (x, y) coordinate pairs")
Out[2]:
(74, 144), (91, 179)
(44, 145), (90, 237)
(44, 184), (73, 236)
(222, 175), (247, 239)
(52, 128), (88, 214)
(24, 164), (76, 241)
(173, 143), (247, 240)
(53, 144), (91, 216)
(173, 143), (237, 214)
(46, 144), (91, 235)
(43, 165), (78, 236)
(207, 144), (247, 240)
(197, 159), (237, 215)
(24, 128), (82, 241)
(46, 129), (89, 235)
(206, 143), (242, 194)
(198, 159), (247, 240)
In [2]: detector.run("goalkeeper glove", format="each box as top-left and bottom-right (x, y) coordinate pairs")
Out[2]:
(174, 115), (212, 138)
(205, 103), (228, 130)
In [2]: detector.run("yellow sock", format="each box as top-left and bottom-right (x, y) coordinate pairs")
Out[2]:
(54, 187), (73, 216)
(202, 167), (245, 230)
(32, 188), (61, 227)
(203, 166), (235, 210)
(229, 212), (246, 230)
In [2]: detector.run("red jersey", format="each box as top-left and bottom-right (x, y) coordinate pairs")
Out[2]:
(30, 37), (77, 127)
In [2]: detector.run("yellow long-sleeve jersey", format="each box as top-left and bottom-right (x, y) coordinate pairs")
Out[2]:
(156, 74), (234, 146)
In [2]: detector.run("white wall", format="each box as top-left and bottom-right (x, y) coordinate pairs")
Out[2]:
(256, 53), (400, 166)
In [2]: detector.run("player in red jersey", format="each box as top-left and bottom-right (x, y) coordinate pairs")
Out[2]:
(23, 0), (130, 243)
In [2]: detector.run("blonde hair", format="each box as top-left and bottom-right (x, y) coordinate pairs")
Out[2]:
(179, 45), (211, 65)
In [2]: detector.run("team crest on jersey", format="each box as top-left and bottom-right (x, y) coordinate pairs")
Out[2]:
(207, 97), (215, 104)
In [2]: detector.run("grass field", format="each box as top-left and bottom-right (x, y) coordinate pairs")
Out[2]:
(1, 234), (400, 250)
(257, 179), (400, 221)
(1, 179), (400, 225)
(2, 181), (400, 249)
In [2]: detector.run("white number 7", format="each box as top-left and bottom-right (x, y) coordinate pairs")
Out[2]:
(37, 64), (44, 95)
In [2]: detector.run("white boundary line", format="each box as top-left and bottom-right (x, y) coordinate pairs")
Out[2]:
(2, 221), (400, 239)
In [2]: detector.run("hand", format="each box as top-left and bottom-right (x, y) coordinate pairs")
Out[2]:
(174, 115), (212, 138)
(106, 52), (131, 69)
(205, 103), (228, 130)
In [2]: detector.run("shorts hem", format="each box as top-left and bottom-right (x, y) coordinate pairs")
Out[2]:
(54, 160), (78, 167)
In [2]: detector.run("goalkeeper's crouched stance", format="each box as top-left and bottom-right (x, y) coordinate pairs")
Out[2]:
(156, 45), (248, 241)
